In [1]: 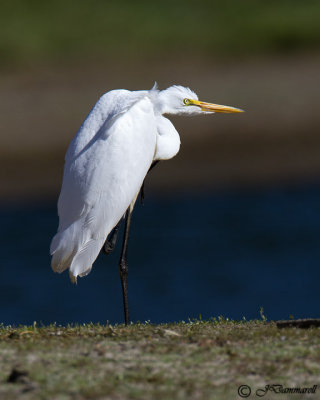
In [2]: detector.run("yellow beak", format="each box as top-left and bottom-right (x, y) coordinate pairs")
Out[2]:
(190, 99), (244, 113)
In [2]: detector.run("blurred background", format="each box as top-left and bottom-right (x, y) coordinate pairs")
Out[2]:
(1, 0), (320, 325)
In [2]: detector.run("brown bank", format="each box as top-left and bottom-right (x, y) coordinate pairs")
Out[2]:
(1, 53), (320, 201)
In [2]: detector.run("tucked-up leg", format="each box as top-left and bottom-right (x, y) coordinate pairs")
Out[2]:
(103, 218), (123, 254)
(119, 207), (133, 325)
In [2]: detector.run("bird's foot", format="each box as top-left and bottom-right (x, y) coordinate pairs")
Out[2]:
(103, 240), (115, 255)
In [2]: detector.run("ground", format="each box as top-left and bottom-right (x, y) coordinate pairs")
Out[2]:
(0, 320), (319, 400)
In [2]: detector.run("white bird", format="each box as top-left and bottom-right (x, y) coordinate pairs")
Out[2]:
(50, 84), (243, 324)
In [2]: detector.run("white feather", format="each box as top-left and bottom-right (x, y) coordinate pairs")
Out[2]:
(51, 96), (157, 281)
(50, 84), (211, 282)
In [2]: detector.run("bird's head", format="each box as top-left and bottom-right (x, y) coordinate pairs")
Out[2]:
(154, 85), (243, 116)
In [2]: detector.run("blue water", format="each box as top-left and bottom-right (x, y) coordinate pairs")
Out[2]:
(1, 183), (320, 325)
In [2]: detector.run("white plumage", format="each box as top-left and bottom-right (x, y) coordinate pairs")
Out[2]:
(50, 84), (243, 283)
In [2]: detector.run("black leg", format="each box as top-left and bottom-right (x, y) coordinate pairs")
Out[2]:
(120, 162), (160, 323)
(119, 207), (133, 325)
(149, 160), (160, 172)
(103, 218), (123, 254)
(140, 160), (160, 204)
(140, 182), (145, 205)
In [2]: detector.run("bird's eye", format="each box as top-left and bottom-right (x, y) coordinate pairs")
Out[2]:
(183, 98), (190, 106)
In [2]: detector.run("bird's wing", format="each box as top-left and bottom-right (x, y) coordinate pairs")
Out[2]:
(50, 96), (157, 280)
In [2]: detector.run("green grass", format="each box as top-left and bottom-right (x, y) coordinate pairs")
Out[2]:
(0, 320), (319, 399)
(1, 0), (320, 68)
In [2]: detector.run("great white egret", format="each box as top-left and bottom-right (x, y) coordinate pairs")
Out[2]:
(50, 84), (243, 324)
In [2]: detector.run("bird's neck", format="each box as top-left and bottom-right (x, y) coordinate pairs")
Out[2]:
(154, 116), (181, 161)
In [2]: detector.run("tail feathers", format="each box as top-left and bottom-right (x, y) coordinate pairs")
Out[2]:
(50, 236), (75, 274)
(69, 264), (92, 284)
(50, 224), (104, 281)
(69, 238), (103, 281)
(50, 224), (79, 273)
